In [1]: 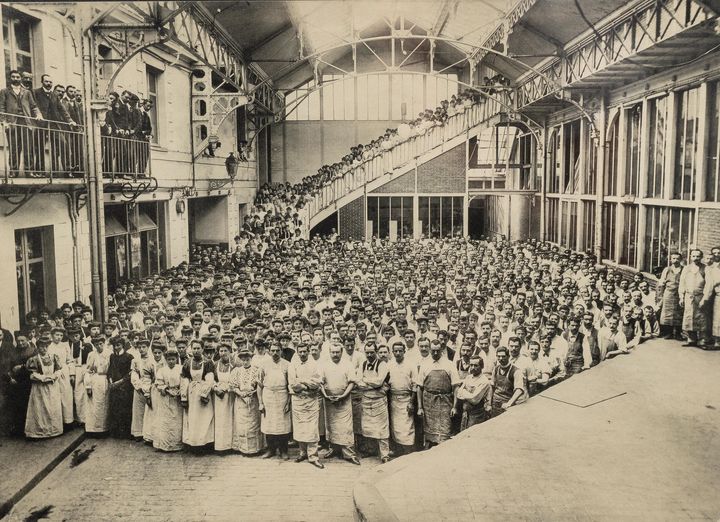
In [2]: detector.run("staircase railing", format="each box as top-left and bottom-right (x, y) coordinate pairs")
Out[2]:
(306, 96), (505, 220)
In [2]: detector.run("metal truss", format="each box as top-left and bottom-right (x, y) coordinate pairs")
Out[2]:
(516, 0), (716, 108)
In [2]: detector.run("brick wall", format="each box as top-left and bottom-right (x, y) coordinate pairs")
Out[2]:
(417, 143), (466, 193)
(370, 171), (415, 193)
(697, 208), (720, 253)
(338, 195), (366, 241)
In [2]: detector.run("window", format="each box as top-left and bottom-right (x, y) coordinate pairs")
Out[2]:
(322, 74), (355, 121)
(602, 202), (617, 261)
(647, 96), (668, 198)
(418, 196), (464, 238)
(15, 227), (54, 321)
(560, 201), (578, 249)
(582, 127), (597, 195)
(104, 202), (164, 291)
(3, 10), (33, 80)
(367, 196), (414, 239)
(518, 133), (534, 190)
(605, 115), (619, 196)
(546, 130), (560, 193)
(545, 197), (559, 243)
(643, 206), (695, 273)
(707, 82), (720, 202)
(284, 79), (320, 121)
(624, 104), (642, 196)
(582, 201), (595, 252)
(673, 87), (700, 200)
(146, 67), (160, 143)
(562, 120), (580, 194)
(619, 204), (639, 267)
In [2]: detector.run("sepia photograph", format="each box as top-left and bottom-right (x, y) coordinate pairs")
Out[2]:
(0, 0), (719, 520)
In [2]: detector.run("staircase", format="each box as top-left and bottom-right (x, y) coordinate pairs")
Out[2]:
(306, 97), (507, 229)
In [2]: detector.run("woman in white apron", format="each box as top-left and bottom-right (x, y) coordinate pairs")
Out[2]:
(213, 344), (234, 451)
(83, 339), (110, 434)
(130, 339), (153, 439)
(180, 340), (215, 447)
(153, 349), (183, 452)
(143, 343), (165, 443)
(229, 347), (264, 454)
(25, 336), (64, 439)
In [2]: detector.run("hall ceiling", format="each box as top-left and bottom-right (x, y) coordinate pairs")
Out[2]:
(198, 0), (631, 92)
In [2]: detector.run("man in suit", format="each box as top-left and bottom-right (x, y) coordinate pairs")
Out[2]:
(61, 85), (84, 175)
(33, 74), (76, 174)
(0, 70), (43, 175)
(137, 98), (153, 176)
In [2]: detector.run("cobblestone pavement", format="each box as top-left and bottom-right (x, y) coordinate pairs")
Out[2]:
(7, 439), (379, 521)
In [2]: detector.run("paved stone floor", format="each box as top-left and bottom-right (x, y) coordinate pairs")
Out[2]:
(354, 338), (720, 521)
(7, 439), (379, 521)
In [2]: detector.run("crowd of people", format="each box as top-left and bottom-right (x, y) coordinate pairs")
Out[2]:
(0, 69), (152, 178)
(2, 71), (720, 471)
(3, 173), (720, 467)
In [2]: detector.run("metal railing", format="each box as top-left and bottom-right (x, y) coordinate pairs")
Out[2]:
(306, 98), (499, 219)
(101, 134), (152, 181)
(0, 113), (85, 181)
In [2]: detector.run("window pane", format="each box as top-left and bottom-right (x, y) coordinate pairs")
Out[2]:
(116, 236), (127, 280)
(333, 77), (344, 120)
(401, 196), (413, 239)
(441, 196), (452, 237)
(13, 19), (31, 52)
(378, 197), (390, 239)
(25, 228), (43, 259)
(367, 74), (379, 121)
(605, 117), (619, 196)
(647, 96), (667, 198)
(452, 196), (463, 237)
(429, 197), (441, 238)
(390, 196), (402, 237)
(707, 82), (720, 202)
(625, 105), (642, 196)
(674, 88), (699, 201)
(15, 230), (23, 262)
(16, 262), (26, 320)
(28, 261), (45, 313)
(378, 74), (389, 120)
(130, 233), (141, 280)
(357, 75), (368, 120)
(620, 204), (638, 267)
(367, 197), (378, 238)
(419, 197), (429, 238)
(602, 203), (617, 260)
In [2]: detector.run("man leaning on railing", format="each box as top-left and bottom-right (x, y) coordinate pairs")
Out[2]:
(0, 69), (44, 177)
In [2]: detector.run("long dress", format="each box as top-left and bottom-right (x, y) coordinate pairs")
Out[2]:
(107, 351), (134, 437)
(48, 341), (74, 424)
(229, 365), (264, 453)
(84, 350), (111, 433)
(213, 361), (234, 451)
(24, 354), (64, 439)
(153, 364), (183, 452)
(260, 358), (291, 436)
(130, 355), (153, 437)
(181, 360), (215, 446)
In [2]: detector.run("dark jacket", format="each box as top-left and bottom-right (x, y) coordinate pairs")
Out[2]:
(33, 88), (73, 126)
(0, 86), (40, 124)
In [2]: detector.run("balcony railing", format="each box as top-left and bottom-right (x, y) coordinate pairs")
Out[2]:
(0, 113), (85, 182)
(306, 98), (500, 218)
(101, 134), (152, 181)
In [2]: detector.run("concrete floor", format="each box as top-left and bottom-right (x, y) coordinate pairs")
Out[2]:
(353, 339), (720, 521)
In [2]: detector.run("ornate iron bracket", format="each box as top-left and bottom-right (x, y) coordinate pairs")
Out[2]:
(208, 178), (233, 190)
(2, 183), (51, 217)
(105, 176), (159, 203)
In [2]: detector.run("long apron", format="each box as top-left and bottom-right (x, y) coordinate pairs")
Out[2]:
(659, 267), (682, 326)
(25, 357), (63, 439)
(324, 395), (354, 446)
(131, 358), (151, 437)
(143, 360), (163, 442)
(422, 369), (453, 443)
(491, 366), (515, 417)
(49, 344), (74, 424)
(214, 364), (234, 451)
(230, 366), (265, 454)
(389, 391), (415, 446)
(73, 358), (87, 424)
(153, 366), (183, 452)
(261, 364), (291, 435)
(182, 365), (215, 446)
(291, 392), (320, 443)
(361, 367), (389, 440)
(84, 354), (110, 433)
(351, 390), (363, 435)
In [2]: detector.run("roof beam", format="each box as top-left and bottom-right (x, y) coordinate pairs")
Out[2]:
(431, 0), (460, 36)
(247, 22), (295, 57)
